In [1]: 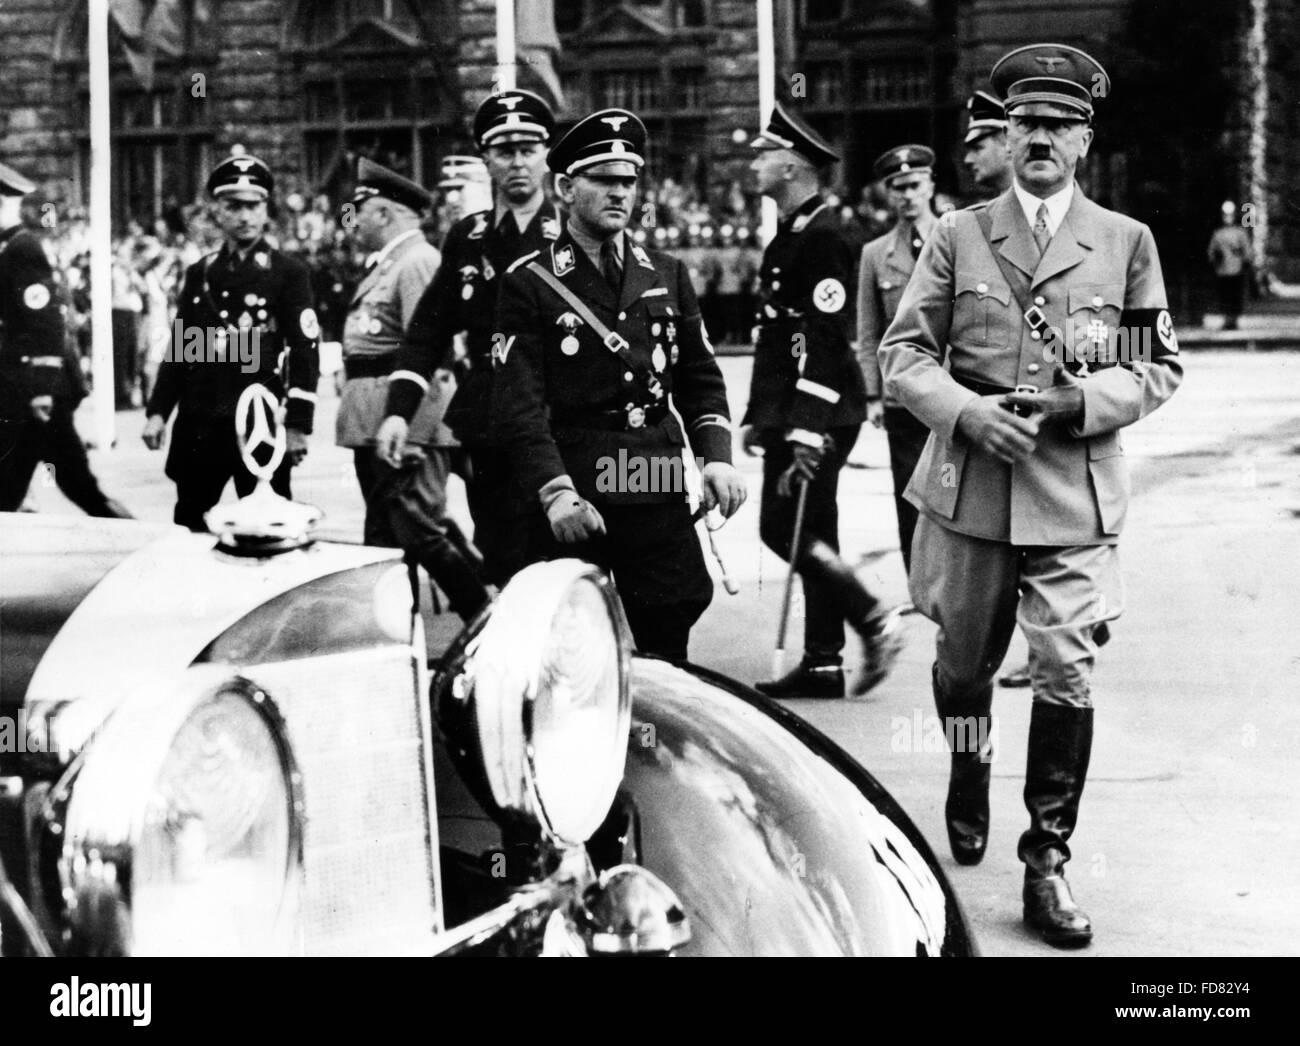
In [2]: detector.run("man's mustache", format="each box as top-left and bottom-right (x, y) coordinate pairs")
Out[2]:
(1028, 146), (1053, 160)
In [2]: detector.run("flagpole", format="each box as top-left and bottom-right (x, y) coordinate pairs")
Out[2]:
(88, 0), (115, 448)
(496, 0), (517, 92)
(757, 0), (777, 245)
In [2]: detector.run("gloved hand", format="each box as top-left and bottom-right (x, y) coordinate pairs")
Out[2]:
(740, 425), (763, 456)
(546, 492), (607, 544)
(777, 441), (825, 497)
(1002, 373), (1084, 422)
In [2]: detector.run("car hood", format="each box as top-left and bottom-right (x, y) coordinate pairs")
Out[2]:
(0, 514), (176, 718)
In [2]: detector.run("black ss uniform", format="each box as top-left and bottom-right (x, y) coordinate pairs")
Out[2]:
(744, 194), (870, 664)
(147, 238), (319, 530)
(0, 225), (123, 516)
(386, 201), (562, 585)
(492, 230), (732, 660)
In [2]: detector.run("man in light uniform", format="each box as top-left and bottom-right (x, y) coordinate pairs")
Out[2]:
(339, 158), (488, 620)
(856, 144), (937, 575)
(879, 44), (1183, 946)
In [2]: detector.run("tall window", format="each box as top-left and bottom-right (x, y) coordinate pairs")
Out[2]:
(56, 0), (214, 228)
(284, 0), (455, 191)
(861, 61), (929, 105)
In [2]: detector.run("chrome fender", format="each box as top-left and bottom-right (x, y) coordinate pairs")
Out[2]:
(622, 658), (976, 956)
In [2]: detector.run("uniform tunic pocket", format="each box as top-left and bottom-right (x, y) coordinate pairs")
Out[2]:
(954, 274), (1011, 347)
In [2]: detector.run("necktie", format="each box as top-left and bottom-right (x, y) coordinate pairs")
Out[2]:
(1033, 202), (1052, 257)
(600, 238), (623, 295)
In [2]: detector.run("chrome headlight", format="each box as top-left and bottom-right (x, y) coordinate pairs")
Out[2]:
(471, 560), (632, 848)
(56, 668), (302, 956)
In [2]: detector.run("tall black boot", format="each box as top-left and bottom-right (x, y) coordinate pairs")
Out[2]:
(799, 539), (902, 697)
(933, 664), (993, 866)
(415, 522), (491, 622)
(1019, 703), (1094, 947)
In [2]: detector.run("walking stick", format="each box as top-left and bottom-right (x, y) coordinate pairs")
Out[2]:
(772, 475), (810, 680)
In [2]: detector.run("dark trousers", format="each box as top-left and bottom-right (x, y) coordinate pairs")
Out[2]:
(111, 310), (138, 409)
(165, 413), (292, 531)
(1216, 274), (1246, 328)
(759, 424), (861, 664)
(883, 405), (930, 574)
(464, 445), (527, 588)
(354, 447), (488, 620)
(525, 499), (712, 662)
(0, 404), (122, 516)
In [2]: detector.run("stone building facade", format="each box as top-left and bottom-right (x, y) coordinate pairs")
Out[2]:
(0, 1), (1294, 300)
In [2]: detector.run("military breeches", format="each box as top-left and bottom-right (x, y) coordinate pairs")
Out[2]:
(909, 514), (1123, 708)
(354, 447), (489, 620)
(525, 499), (712, 663)
(759, 425), (861, 663)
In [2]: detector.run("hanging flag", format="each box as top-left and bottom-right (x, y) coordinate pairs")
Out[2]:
(108, 0), (207, 91)
(515, 0), (565, 111)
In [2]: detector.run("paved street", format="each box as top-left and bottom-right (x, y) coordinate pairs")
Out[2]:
(25, 348), (1300, 956)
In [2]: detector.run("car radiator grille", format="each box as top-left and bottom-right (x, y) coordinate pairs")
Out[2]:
(248, 646), (440, 956)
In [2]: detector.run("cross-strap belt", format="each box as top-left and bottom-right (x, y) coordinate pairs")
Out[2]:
(525, 261), (664, 404)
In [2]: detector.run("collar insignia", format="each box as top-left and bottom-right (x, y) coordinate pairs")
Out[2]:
(553, 244), (575, 276)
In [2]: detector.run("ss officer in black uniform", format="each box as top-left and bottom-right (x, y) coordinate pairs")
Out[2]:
(378, 89), (561, 586)
(743, 103), (902, 699)
(0, 162), (130, 516)
(143, 154), (320, 529)
(491, 109), (746, 662)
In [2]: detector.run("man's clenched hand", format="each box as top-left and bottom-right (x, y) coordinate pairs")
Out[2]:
(141, 414), (167, 450)
(956, 395), (1041, 464)
(375, 415), (409, 469)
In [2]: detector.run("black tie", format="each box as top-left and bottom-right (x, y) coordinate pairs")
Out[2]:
(600, 238), (623, 295)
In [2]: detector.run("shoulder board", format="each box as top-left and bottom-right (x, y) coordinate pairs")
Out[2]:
(506, 249), (541, 274)
(962, 200), (991, 212)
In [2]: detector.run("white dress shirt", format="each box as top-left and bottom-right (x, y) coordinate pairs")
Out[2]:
(1013, 179), (1074, 237)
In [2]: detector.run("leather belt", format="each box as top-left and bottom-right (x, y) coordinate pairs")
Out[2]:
(344, 354), (397, 379)
(950, 372), (1017, 397)
(552, 403), (668, 432)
